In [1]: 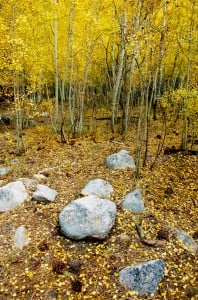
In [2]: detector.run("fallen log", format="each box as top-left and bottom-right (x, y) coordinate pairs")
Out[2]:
(164, 147), (198, 156)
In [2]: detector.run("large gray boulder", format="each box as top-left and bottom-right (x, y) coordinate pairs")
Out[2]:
(59, 195), (116, 240)
(119, 259), (165, 296)
(121, 188), (145, 213)
(32, 184), (57, 203)
(81, 179), (113, 199)
(0, 181), (28, 212)
(14, 226), (29, 249)
(106, 150), (135, 170)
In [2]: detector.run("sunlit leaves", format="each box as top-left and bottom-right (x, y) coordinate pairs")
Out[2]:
(0, 0), (197, 96)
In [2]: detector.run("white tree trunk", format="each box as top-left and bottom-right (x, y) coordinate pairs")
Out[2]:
(152, 0), (167, 121)
(111, 6), (126, 132)
(54, 0), (59, 128)
(181, 0), (195, 150)
(78, 44), (91, 134)
(124, 0), (142, 134)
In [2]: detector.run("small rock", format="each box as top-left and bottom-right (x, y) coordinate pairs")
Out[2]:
(14, 226), (29, 249)
(39, 167), (58, 177)
(106, 150), (135, 170)
(18, 178), (37, 188)
(33, 173), (47, 182)
(32, 184), (57, 203)
(141, 239), (166, 248)
(121, 188), (145, 213)
(81, 178), (113, 199)
(10, 158), (20, 165)
(119, 259), (165, 296)
(69, 259), (82, 273)
(45, 288), (58, 299)
(169, 226), (198, 254)
(116, 233), (131, 245)
(0, 181), (28, 212)
(0, 167), (10, 176)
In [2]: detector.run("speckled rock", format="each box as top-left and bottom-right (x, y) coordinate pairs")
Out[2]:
(14, 226), (30, 249)
(119, 259), (165, 296)
(106, 150), (135, 170)
(59, 195), (116, 240)
(81, 179), (113, 199)
(121, 188), (145, 213)
(0, 167), (10, 176)
(168, 226), (198, 254)
(0, 181), (28, 212)
(32, 184), (57, 203)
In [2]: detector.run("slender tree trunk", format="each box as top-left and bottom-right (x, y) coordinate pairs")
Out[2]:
(181, 0), (195, 150)
(61, 2), (74, 112)
(54, 0), (59, 129)
(78, 47), (90, 134)
(143, 69), (152, 167)
(60, 1), (75, 142)
(135, 59), (146, 178)
(135, 90), (144, 178)
(103, 39), (113, 92)
(69, 57), (75, 133)
(111, 6), (126, 133)
(123, 0), (142, 134)
(14, 81), (25, 155)
(152, 0), (167, 121)
(111, 42), (116, 88)
(11, 3), (25, 154)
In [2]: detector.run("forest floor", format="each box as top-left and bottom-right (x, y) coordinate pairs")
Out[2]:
(0, 105), (197, 300)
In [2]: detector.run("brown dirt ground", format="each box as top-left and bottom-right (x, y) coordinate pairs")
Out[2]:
(0, 113), (197, 300)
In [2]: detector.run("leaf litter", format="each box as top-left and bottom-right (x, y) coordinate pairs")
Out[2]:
(0, 124), (197, 300)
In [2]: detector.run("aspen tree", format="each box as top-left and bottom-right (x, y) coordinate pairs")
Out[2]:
(0, 0), (197, 144)
(78, 45), (91, 134)
(10, 2), (25, 154)
(151, 0), (167, 121)
(111, 0), (127, 133)
(123, 0), (142, 134)
(60, 1), (75, 142)
(143, 1), (166, 166)
(53, 0), (59, 130)
(181, 0), (196, 150)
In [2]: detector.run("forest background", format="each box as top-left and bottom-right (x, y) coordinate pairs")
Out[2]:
(0, 0), (197, 162)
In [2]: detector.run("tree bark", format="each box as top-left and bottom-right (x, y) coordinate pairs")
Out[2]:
(111, 5), (126, 133)
(123, 0), (142, 134)
(54, 0), (59, 129)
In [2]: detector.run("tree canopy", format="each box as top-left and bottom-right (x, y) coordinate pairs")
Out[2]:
(0, 0), (197, 94)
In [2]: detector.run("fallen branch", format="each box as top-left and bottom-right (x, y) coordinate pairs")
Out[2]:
(164, 147), (198, 156)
